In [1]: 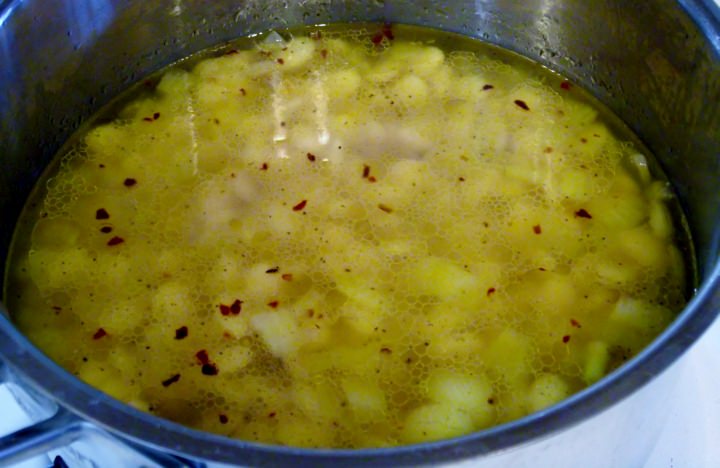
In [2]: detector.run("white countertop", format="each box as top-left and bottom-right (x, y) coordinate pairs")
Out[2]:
(645, 317), (720, 467)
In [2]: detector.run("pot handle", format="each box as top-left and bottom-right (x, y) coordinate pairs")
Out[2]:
(0, 408), (84, 466)
(0, 361), (196, 467)
(0, 407), (201, 468)
(0, 408), (196, 467)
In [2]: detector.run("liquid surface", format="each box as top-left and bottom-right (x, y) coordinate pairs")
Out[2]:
(5, 24), (688, 448)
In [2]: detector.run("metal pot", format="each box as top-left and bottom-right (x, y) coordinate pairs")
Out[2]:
(0, 1), (718, 466)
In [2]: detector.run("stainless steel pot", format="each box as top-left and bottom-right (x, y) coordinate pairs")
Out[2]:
(0, 1), (719, 466)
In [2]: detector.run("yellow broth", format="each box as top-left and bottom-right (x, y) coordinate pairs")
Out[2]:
(4, 24), (689, 448)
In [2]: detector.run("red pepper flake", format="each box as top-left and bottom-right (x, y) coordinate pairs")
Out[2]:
(371, 32), (384, 45)
(514, 99), (530, 111)
(307, 309), (315, 318)
(267, 300), (279, 308)
(320, 49), (328, 59)
(292, 199), (307, 211)
(95, 208), (110, 220)
(265, 267), (280, 273)
(93, 328), (107, 340)
(458, 177), (465, 182)
(174, 326), (188, 340)
(225, 49), (239, 55)
(570, 319), (582, 328)
(483, 84), (495, 90)
(219, 414), (229, 424)
(100, 226), (113, 234)
(162, 373), (181, 387)
(219, 299), (243, 316)
(560, 80), (572, 90)
(544, 147), (553, 153)
(380, 347), (392, 354)
(538, 267), (547, 271)
(239, 88), (247, 96)
(260, 162), (269, 171)
(378, 203), (393, 213)
(268, 411), (277, 418)
(382, 22), (395, 40)
(368, 176), (377, 183)
(123, 178), (137, 187)
(107, 236), (124, 246)
(281, 273), (293, 281)
(201, 363), (219, 376)
(562, 335), (571, 343)
(487, 287), (496, 296)
(574, 208), (593, 219)
(362, 164), (371, 178)
(532, 224), (542, 234)
(276, 58), (284, 65)
(223, 331), (233, 339)
(195, 349), (210, 365)
(142, 112), (160, 122)
(580, 137), (588, 143)
(307, 152), (316, 162)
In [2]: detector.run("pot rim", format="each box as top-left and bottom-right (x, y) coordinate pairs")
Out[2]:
(0, 0), (719, 465)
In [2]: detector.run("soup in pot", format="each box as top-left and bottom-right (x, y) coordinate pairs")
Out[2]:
(4, 24), (690, 448)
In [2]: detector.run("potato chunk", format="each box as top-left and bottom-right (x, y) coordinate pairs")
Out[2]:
(527, 373), (570, 412)
(427, 370), (495, 427)
(402, 403), (475, 444)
